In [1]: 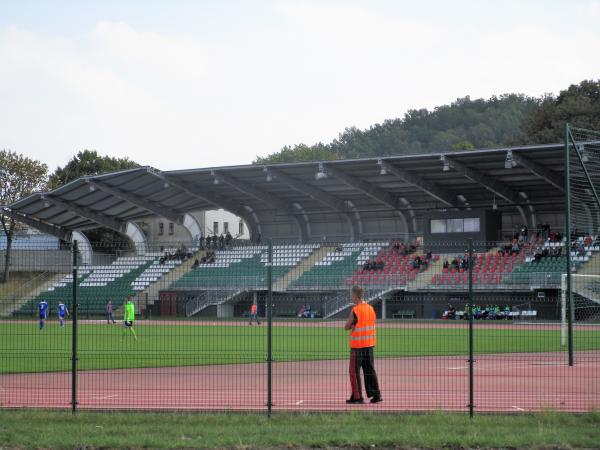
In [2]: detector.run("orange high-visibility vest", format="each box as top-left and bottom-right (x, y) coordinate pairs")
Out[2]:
(350, 302), (377, 348)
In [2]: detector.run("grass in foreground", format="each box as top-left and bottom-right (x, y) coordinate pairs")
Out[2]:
(1, 322), (599, 373)
(0, 410), (599, 449)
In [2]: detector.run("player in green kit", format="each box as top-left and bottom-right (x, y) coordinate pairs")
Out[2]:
(122, 296), (138, 341)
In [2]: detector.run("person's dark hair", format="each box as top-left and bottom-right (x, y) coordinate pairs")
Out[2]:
(351, 285), (364, 299)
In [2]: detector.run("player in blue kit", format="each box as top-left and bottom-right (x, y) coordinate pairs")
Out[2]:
(38, 300), (49, 331)
(57, 302), (69, 328)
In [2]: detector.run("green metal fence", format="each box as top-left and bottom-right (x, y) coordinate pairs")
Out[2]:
(1, 232), (599, 414)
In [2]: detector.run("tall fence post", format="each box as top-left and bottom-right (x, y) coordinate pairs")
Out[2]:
(467, 238), (475, 417)
(564, 123), (575, 366)
(71, 240), (78, 414)
(267, 239), (273, 416)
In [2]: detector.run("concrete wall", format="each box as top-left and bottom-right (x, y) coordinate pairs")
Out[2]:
(0, 250), (71, 272)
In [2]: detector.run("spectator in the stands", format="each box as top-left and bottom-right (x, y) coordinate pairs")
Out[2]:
(376, 260), (385, 271)
(193, 259), (199, 268)
(511, 239), (520, 254)
(576, 240), (586, 256)
(519, 225), (528, 243)
(443, 260), (449, 270)
(363, 259), (371, 271)
(541, 223), (550, 240)
(425, 250), (432, 261)
(225, 232), (232, 247)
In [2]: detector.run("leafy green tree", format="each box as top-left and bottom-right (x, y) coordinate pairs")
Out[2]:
(0, 150), (48, 282)
(48, 150), (139, 189)
(255, 93), (538, 163)
(518, 79), (600, 144)
(254, 143), (341, 164)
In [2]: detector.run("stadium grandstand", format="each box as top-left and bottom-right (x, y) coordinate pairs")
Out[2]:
(2, 142), (599, 321)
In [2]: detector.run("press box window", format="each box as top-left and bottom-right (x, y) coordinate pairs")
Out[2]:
(431, 218), (480, 234)
(239, 221), (244, 235)
(224, 222), (229, 234)
(213, 221), (219, 235)
(430, 219), (446, 233)
(168, 222), (174, 235)
(463, 218), (480, 232)
(158, 222), (164, 236)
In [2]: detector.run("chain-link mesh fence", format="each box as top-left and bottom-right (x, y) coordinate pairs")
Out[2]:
(1, 236), (598, 413)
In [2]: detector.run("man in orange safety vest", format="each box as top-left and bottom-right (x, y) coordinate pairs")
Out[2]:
(344, 285), (382, 404)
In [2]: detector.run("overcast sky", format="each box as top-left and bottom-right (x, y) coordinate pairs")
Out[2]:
(1, 0), (600, 172)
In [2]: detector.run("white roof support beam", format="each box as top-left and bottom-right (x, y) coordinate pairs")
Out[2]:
(213, 170), (308, 240)
(1, 208), (71, 240)
(41, 195), (126, 233)
(511, 152), (565, 193)
(145, 169), (262, 235)
(268, 168), (348, 212)
(86, 179), (185, 224)
(378, 160), (457, 207)
(444, 157), (521, 205)
(211, 171), (289, 212)
(324, 163), (400, 210)
(268, 168), (361, 240)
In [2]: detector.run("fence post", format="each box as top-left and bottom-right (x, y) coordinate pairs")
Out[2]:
(564, 123), (575, 366)
(467, 238), (475, 417)
(267, 239), (273, 416)
(71, 240), (78, 414)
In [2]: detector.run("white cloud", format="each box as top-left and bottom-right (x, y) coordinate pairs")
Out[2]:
(0, 2), (599, 173)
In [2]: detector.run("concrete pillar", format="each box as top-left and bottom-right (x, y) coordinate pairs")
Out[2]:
(217, 303), (234, 318)
(381, 298), (387, 320)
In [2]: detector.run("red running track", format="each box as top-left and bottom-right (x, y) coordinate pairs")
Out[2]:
(1, 351), (598, 412)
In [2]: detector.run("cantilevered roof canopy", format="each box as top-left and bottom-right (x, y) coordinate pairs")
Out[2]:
(4, 143), (566, 241)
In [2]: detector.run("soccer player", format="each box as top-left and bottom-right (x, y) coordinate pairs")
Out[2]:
(122, 296), (137, 341)
(57, 301), (69, 328)
(38, 300), (49, 331)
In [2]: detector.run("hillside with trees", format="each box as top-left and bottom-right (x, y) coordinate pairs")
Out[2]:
(255, 79), (600, 164)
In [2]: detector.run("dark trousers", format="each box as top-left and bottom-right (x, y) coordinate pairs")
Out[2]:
(349, 347), (381, 400)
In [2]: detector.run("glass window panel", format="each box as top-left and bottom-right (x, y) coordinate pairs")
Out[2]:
(431, 219), (446, 234)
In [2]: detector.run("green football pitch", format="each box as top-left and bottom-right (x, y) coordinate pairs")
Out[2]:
(0, 321), (598, 374)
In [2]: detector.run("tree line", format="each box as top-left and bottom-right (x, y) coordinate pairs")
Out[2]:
(254, 79), (600, 164)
